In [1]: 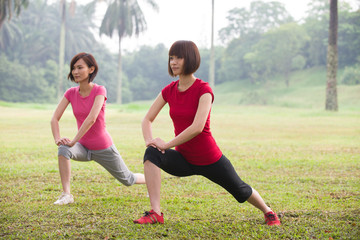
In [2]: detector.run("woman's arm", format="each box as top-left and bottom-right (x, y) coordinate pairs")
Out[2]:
(142, 93), (167, 147)
(66, 95), (105, 147)
(150, 93), (212, 151)
(51, 97), (70, 146)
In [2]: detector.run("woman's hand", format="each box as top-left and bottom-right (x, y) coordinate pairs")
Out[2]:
(65, 140), (76, 147)
(55, 137), (71, 146)
(147, 137), (167, 154)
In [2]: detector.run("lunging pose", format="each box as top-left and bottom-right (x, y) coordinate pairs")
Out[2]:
(133, 41), (280, 226)
(51, 52), (145, 205)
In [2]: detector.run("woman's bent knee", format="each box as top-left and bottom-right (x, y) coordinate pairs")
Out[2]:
(58, 145), (72, 159)
(143, 146), (162, 166)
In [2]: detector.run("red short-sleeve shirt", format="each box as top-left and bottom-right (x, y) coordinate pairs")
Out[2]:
(161, 78), (222, 165)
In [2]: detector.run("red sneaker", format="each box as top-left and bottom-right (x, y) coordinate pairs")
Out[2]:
(134, 210), (164, 224)
(264, 211), (281, 226)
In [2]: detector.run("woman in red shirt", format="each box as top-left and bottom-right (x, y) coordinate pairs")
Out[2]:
(133, 41), (280, 226)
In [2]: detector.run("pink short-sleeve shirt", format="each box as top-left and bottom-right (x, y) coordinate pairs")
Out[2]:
(64, 84), (113, 150)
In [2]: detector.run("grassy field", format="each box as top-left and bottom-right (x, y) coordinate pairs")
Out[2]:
(0, 102), (359, 239)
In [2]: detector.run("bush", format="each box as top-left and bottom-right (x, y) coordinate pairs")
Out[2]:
(239, 91), (268, 105)
(0, 55), (56, 103)
(292, 55), (306, 71)
(341, 66), (360, 85)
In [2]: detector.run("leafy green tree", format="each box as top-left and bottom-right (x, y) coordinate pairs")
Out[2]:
(3, 0), (96, 66)
(56, 0), (97, 100)
(0, 54), (55, 102)
(255, 23), (309, 87)
(0, 18), (21, 53)
(243, 50), (268, 84)
(302, 0), (330, 67)
(0, 0), (117, 103)
(218, 1), (293, 84)
(0, 0), (29, 28)
(338, 6), (360, 67)
(90, 46), (118, 103)
(219, 1), (293, 44)
(11, 0), (58, 65)
(302, 19), (327, 67)
(291, 55), (306, 71)
(197, 47), (224, 84)
(122, 44), (168, 101)
(302, 0), (358, 68)
(99, 0), (158, 104)
(341, 65), (360, 85)
(219, 33), (262, 83)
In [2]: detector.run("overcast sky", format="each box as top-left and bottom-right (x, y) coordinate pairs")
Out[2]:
(86, 0), (358, 53)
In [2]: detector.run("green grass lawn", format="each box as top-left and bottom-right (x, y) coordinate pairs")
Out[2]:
(0, 103), (359, 239)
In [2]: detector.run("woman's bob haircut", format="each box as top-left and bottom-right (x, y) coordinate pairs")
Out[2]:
(168, 40), (201, 77)
(68, 52), (98, 83)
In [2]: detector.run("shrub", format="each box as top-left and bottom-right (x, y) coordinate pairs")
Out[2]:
(341, 65), (360, 85)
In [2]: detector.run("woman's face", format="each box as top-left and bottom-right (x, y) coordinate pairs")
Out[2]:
(169, 55), (184, 76)
(72, 58), (94, 83)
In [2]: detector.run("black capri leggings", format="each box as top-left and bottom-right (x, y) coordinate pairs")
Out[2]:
(144, 146), (253, 203)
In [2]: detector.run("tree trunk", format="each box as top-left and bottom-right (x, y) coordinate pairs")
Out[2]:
(285, 69), (289, 88)
(116, 36), (123, 104)
(208, 0), (215, 89)
(7, 0), (12, 21)
(325, 0), (338, 111)
(57, 0), (66, 101)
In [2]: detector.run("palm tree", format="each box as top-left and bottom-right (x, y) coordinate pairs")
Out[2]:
(325, 0), (338, 111)
(208, 0), (215, 88)
(0, 18), (21, 52)
(99, 0), (158, 104)
(2, 0), (95, 66)
(0, 0), (29, 28)
(13, 0), (58, 63)
(57, 0), (96, 100)
(57, 0), (72, 100)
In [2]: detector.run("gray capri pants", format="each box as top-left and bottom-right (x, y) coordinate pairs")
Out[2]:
(58, 143), (136, 186)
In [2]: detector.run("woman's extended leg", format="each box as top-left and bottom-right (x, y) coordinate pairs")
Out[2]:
(247, 189), (281, 225)
(197, 155), (280, 225)
(92, 145), (144, 186)
(134, 173), (146, 184)
(246, 188), (271, 213)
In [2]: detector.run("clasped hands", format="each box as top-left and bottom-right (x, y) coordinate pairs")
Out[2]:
(146, 137), (168, 154)
(55, 137), (76, 147)
(55, 136), (167, 152)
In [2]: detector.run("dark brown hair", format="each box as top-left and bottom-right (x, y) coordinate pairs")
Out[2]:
(68, 52), (98, 82)
(168, 40), (201, 77)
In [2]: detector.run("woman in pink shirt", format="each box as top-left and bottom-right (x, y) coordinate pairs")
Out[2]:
(133, 41), (280, 226)
(51, 52), (145, 205)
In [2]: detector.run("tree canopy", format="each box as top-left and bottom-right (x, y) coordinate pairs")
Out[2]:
(0, 0), (359, 104)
